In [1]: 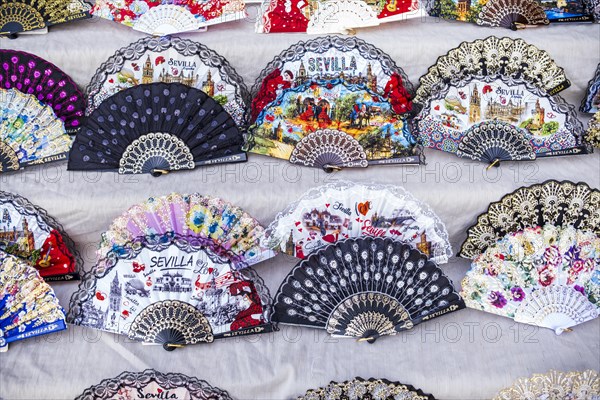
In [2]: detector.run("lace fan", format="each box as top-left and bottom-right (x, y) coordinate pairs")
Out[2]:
(75, 369), (233, 400)
(0, 251), (67, 351)
(476, 0), (549, 29)
(68, 234), (273, 351)
(0, 191), (80, 281)
(494, 370), (599, 399)
(0, 50), (86, 133)
(85, 36), (249, 126)
(462, 224), (599, 334)
(297, 377), (436, 400)
(263, 181), (452, 264)
(0, 0), (91, 36)
(460, 180), (600, 259)
(581, 62), (600, 114)
(586, 111), (600, 148)
(68, 83), (246, 176)
(97, 192), (276, 270)
(274, 237), (464, 342)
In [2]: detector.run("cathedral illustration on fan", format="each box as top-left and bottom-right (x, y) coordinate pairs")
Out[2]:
(459, 180), (600, 334)
(68, 233), (274, 351)
(274, 237), (464, 343)
(68, 83), (247, 176)
(413, 36), (590, 166)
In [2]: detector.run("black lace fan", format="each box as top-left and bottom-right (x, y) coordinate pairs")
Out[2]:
(274, 237), (464, 343)
(456, 121), (536, 164)
(68, 83), (246, 176)
(476, 0), (549, 29)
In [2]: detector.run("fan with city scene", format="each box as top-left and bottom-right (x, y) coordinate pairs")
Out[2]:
(262, 181), (452, 264)
(68, 233), (273, 351)
(85, 36), (249, 127)
(0, 191), (80, 281)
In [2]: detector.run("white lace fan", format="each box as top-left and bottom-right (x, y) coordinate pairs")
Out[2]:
(305, 0), (380, 34)
(262, 181), (452, 264)
(461, 224), (600, 334)
(132, 5), (201, 36)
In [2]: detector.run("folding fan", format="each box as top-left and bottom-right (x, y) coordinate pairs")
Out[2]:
(264, 181), (452, 264)
(494, 370), (599, 399)
(0, 191), (80, 281)
(68, 83), (246, 176)
(0, 50), (86, 133)
(274, 237), (464, 342)
(97, 192), (276, 270)
(68, 233), (273, 351)
(475, 0), (549, 29)
(85, 36), (249, 127)
(257, 0), (419, 33)
(461, 224), (599, 334)
(248, 79), (420, 170)
(76, 370), (233, 400)
(0, 251), (67, 351)
(581, 62), (600, 113)
(297, 377), (436, 400)
(250, 36), (415, 123)
(92, 0), (247, 35)
(535, 0), (595, 23)
(587, 111), (600, 147)
(0, 0), (91, 36)
(460, 180), (600, 259)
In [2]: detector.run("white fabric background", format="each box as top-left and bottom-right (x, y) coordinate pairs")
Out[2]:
(0, 12), (599, 400)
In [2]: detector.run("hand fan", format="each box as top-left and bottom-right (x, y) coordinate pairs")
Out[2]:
(250, 36), (415, 123)
(581, 62), (600, 113)
(297, 377), (436, 400)
(76, 369), (233, 400)
(459, 180), (600, 259)
(494, 370), (599, 399)
(248, 79), (421, 170)
(0, 50), (86, 133)
(413, 73), (588, 164)
(68, 233), (273, 351)
(274, 237), (464, 342)
(85, 36), (249, 127)
(263, 181), (452, 264)
(536, 0), (596, 23)
(97, 192), (276, 270)
(0, 251), (67, 352)
(476, 0), (549, 29)
(414, 37), (571, 105)
(0, 0), (91, 36)
(92, 0), (247, 35)
(68, 83), (247, 176)
(461, 224), (599, 334)
(257, 0), (419, 33)
(586, 111), (600, 148)
(1, 88), (73, 172)
(0, 191), (80, 281)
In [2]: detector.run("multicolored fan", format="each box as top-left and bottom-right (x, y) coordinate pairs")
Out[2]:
(97, 193), (276, 270)
(0, 191), (80, 281)
(263, 181), (452, 264)
(68, 233), (273, 351)
(494, 370), (599, 399)
(586, 111), (600, 148)
(475, 0), (549, 29)
(0, 0), (91, 36)
(75, 370), (233, 400)
(92, 0), (247, 36)
(274, 237), (464, 342)
(297, 377), (436, 400)
(581, 62), (600, 113)
(413, 37), (589, 165)
(85, 36), (249, 126)
(0, 251), (67, 352)
(459, 180), (600, 259)
(257, 0), (419, 33)
(535, 0), (595, 23)
(68, 83), (246, 176)
(0, 50), (86, 133)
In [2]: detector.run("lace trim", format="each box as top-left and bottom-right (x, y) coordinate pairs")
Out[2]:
(581, 62), (600, 113)
(494, 370), (599, 400)
(297, 377), (435, 400)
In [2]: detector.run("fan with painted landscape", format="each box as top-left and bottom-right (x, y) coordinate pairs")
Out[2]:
(263, 181), (452, 264)
(297, 377), (436, 400)
(85, 36), (249, 126)
(494, 370), (599, 399)
(274, 237), (464, 342)
(413, 37), (589, 165)
(0, 251), (66, 351)
(68, 83), (246, 176)
(0, 191), (80, 281)
(0, 0), (91, 36)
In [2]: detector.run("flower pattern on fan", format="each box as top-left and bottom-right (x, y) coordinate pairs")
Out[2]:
(0, 0), (91, 36)
(297, 377), (436, 400)
(493, 370), (599, 400)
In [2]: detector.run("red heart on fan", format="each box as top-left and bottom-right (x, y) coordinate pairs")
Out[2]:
(95, 292), (105, 301)
(122, 310), (129, 317)
(434, 105), (440, 111)
(325, 203), (330, 208)
(295, 221), (301, 226)
(356, 218), (361, 222)
(208, 267), (214, 274)
(108, 78), (114, 84)
(298, 228), (303, 232)
(357, 201), (371, 216)
(157, 389), (163, 394)
(322, 234), (336, 243)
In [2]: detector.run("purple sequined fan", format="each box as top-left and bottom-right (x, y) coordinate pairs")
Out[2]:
(0, 50), (85, 133)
